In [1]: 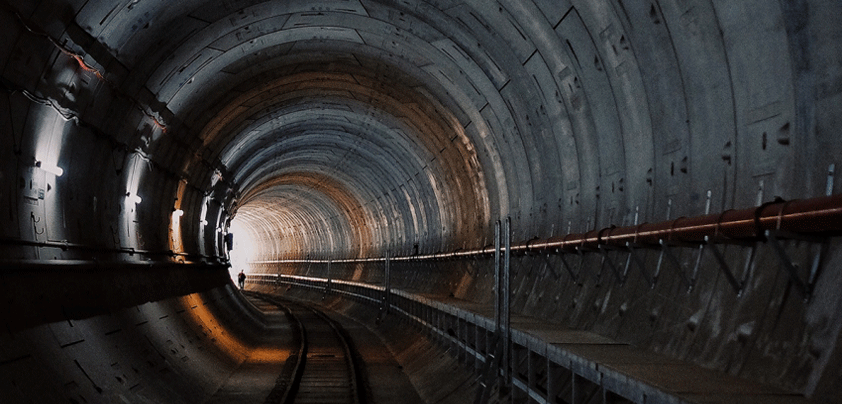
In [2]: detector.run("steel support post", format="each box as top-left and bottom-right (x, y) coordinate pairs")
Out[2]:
(324, 259), (331, 298)
(547, 361), (561, 404)
(474, 322), (481, 373)
(572, 373), (585, 404)
(503, 216), (512, 390)
(494, 220), (502, 335)
(384, 251), (391, 315)
(527, 349), (540, 403)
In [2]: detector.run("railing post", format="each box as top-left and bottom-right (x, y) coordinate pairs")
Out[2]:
(494, 220), (502, 335)
(324, 259), (331, 298)
(384, 251), (391, 315)
(503, 216), (511, 390)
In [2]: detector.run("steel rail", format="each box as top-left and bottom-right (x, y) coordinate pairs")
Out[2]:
(249, 293), (365, 404)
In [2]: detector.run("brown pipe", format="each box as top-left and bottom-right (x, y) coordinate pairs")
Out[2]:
(527, 194), (842, 253)
(266, 194), (842, 264)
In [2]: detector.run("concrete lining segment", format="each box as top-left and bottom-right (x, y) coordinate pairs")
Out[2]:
(132, 0), (512, 249)
(0, 261), (231, 333)
(0, 282), (441, 403)
(207, 73), (470, 167)
(202, 64), (488, 254)
(2, 0), (842, 402)
(205, 297), (292, 403)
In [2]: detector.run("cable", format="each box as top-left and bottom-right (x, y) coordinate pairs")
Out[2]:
(5, 4), (168, 133)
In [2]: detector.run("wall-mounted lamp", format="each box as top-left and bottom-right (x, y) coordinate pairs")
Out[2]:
(126, 192), (142, 205)
(35, 161), (64, 177)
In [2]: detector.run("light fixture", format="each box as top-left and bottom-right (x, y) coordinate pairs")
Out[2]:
(35, 161), (63, 177)
(126, 192), (142, 205)
(173, 209), (184, 217)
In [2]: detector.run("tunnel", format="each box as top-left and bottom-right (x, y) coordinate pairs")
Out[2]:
(1, 0), (841, 403)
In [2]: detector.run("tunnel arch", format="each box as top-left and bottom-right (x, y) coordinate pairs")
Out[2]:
(1, 0), (841, 402)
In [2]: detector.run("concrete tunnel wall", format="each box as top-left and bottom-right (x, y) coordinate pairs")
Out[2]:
(1, 0), (841, 402)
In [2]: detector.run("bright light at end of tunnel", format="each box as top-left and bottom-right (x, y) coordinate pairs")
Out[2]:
(227, 218), (258, 281)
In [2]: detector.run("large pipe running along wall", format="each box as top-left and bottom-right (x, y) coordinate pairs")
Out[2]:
(255, 193), (842, 263)
(1, 0), (842, 403)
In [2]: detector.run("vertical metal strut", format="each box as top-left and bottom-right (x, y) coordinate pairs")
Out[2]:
(494, 220), (501, 335)
(384, 250), (391, 315)
(503, 216), (511, 389)
(324, 259), (332, 298)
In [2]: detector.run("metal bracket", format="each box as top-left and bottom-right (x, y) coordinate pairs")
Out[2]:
(540, 253), (561, 280)
(765, 230), (826, 298)
(702, 236), (743, 295)
(468, 253), (482, 277)
(655, 239), (693, 291)
(541, 251), (579, 282)
(625, 242), (655, 287)
(598, 245), (626, 284)
(690, 243), (705, 289)
(559, 253), (581, 284)
(575, 246), (590, 282)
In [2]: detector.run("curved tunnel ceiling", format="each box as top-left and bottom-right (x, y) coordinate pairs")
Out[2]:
(2, 0), (842, 401)
(133, 1), (506, 259)
(3, 0), (840, 266)
(137, 0), (601, 258)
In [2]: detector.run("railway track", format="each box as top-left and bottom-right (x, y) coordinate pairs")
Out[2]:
(245, 292), (366, 404)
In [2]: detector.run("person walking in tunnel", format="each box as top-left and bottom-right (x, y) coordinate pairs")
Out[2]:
(238, 270), (246, 290)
